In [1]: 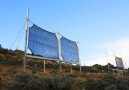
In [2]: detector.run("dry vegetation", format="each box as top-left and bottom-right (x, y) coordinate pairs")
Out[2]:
(0, 47), (129, 90)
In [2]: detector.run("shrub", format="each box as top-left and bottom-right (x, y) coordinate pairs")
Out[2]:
(83, 78), (96, 90)
(50, 68), (57, 74)
(105, 84), (118, 90)
(31, 68), (37, 74)
(52, 75), (77, 90)
(0, 77), (2, 89)
(0, 67), (2, 72)
(65, 68), (70, 72)
(12, 69), (18, 74)
(115, 77), (129, 90)
(0, 48), (8, 54)
(25, 77), (51, 90)
(0, 57), (3, 62)
(66, 73), (77, 78)
(2, 58), (22, 66)
(9, 72), (78, 90)
(9, 72), (32, 90)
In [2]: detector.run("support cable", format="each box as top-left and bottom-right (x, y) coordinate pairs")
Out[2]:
(10, 22), (26, 49)
(29, 20), (35, 25)
(16, 25), (25, 49)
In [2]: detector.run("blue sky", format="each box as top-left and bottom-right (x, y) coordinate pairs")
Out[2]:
(1, 0), (129, 67)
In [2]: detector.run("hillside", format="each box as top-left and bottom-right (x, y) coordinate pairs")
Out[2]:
(0, 47), (129, 90)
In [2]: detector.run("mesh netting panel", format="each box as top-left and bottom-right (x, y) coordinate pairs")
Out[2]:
(61, 36), (79, 63)
(28, 24), (59, 59)
(115, 57), (124, 70)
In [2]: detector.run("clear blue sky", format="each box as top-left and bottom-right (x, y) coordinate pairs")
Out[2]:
(1, 0), (129, 67)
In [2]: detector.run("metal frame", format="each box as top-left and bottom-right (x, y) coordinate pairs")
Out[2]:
(77, 37), (81, 73)
(23, 8), (29, 72)
(26, 55), (60, 61)
(23, 8), (81, 73)
(57, 31), (62, 72)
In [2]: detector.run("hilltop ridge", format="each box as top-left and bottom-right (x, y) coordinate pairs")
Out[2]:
(0, 46), (129, 90)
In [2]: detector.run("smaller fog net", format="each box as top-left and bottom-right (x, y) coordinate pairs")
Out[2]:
(61, 36), (79, 63)
(115, 57), (124, 70)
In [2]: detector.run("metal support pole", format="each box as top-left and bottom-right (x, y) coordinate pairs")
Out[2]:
(121, 54), (127, 76)
(44, 60), (46, 73)
(57, 25), (62, 73)
(70, 63), (72, 74)
(23, 8), (29, 72)
(104, 47), (109, 71)
(77, 37), (81, 73)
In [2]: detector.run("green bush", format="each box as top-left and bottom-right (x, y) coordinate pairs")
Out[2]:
(0, 67), (2, 72)
(83, 75), (129, 90)
(9, 72), (32, 90)
(31, 68), (37, 74)
(12, 69), (18, 74)
(115, 77), (129, 90)
(2, 58), (22, 66)
(65, 68), (70, 72)
(9, 72), (78, 90)
(105, 84), (118, 90)
(66, 73), (77, 78)
(0, 57), (3, 62)
(0, 48), (8, 54)
(52, 75), (77, 90)
(50, 68), (57, 74)
(0, 77), (2, 89)
(26, 77), (52, 90)
(83, 78), (97, 90)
